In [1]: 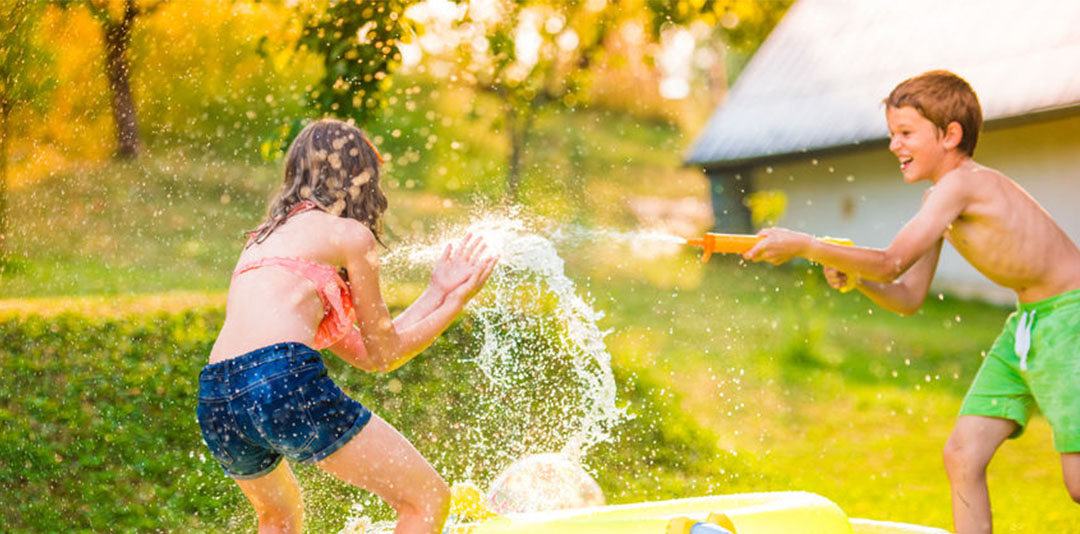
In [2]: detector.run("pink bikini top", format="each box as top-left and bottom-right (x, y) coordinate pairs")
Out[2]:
(234, 202), (357, 349)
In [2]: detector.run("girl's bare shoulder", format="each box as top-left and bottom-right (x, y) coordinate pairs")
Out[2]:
(301, 212), (376, 260)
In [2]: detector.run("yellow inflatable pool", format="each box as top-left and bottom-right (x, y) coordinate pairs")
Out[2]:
(451, 491), (948, 534)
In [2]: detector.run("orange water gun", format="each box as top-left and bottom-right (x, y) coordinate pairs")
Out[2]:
(684, 233), (858, 291)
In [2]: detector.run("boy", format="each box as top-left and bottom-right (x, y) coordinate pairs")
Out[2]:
(743, 70), (1080, 534)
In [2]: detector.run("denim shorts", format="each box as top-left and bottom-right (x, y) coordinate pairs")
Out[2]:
(197, 342), (372, 479)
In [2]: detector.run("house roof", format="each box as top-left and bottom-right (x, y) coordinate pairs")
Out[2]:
(686, 0), (1080, 169)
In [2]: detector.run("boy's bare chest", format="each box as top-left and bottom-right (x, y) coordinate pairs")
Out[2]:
(944, 209), (1044, 287)
(943, 214), (1008, 264)
(943, 214), (976, 246)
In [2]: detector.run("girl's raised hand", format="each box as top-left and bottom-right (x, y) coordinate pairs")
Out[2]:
(431, 233), (497, 296)
(447, 251), (498, 305)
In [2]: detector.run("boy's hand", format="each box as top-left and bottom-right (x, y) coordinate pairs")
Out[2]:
(743, 228), (813, 265)
(823, 266), (850, 290)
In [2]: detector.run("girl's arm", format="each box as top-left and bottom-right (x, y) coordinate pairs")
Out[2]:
(329, 224), (496, 373)
(391, 233), (489, 330)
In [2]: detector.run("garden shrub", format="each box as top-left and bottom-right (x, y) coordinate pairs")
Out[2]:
(0, 308), (752, 533)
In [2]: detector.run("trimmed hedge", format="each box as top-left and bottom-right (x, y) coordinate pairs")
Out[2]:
(0, 309), (756, 533)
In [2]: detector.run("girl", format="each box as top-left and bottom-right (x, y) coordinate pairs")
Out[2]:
(197, 118), (497, 534)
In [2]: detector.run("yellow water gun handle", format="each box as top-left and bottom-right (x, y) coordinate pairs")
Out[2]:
(817, 237), (857, 293)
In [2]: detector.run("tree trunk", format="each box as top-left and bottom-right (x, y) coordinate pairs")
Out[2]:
(505, 115), (522, 202)
(103, 1), (139, 159)
(567, 126), (588, 221)
(505, 108), (533, 203)
(0, 101), (9, 263)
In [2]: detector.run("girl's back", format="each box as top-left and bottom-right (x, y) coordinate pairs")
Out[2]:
(209, 210), (364, 363)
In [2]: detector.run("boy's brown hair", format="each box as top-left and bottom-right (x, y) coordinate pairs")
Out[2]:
(884, 70), (983, 157)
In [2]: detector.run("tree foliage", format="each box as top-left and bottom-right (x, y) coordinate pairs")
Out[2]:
(0, 0), (55, 262)
(646, 0), (793, 52)
(403, 1), (625, 200)
(401, 0), (792, 201)
(298, 0), (417, 125)
(0, 0), (792, 201)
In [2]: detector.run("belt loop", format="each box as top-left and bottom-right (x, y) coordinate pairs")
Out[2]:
(223, 359), (232, 396)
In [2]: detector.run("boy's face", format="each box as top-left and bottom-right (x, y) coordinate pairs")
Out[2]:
(885, 105), (949, 183)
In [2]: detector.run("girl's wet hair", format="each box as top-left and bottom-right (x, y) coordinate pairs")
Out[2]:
(248, 118), (388, 246)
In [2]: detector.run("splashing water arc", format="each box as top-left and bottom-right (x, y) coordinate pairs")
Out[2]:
(383, 212), (626, 477)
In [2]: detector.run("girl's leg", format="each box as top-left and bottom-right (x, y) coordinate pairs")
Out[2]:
(1061, 452), (1080, 503)
(317, 414), (451, 534)
(943, 415), (1017, 534)
(234, 460), (304, 534)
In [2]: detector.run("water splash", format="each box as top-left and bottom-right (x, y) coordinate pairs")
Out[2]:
(340, 211), (707, 531)
(385, 212), (626, 466)
(337, 212), (628, 532)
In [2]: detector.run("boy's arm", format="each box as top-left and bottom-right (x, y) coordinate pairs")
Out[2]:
(745, 172), (972, 283)
(829, 237), (943, 315)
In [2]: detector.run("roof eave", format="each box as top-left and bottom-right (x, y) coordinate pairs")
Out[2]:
(684, 103), (1080, 172)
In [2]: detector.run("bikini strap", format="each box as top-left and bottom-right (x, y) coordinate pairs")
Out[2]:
(247, 200), (320, 240)
(231, 256), (338, 284)
(287, 200), (319, 217)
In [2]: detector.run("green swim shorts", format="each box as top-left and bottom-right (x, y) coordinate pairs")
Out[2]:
(959, 289), (1080, 452)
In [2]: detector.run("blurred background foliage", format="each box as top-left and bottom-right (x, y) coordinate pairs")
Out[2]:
(1, 0), (791, 188)
(0, 0), (795, 293)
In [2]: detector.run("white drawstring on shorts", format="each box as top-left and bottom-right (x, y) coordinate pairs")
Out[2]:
(1014, 310), (1036, 372)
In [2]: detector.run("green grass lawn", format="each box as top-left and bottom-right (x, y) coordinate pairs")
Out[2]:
(571, 251), (1080, 531)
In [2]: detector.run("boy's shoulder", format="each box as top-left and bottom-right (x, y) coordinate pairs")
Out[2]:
(917, 161), (1026, 221)
(934, 161), (1009, 196)
(944, 159), (1003, 180)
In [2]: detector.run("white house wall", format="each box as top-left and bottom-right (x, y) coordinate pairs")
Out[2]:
(749, 115), (1080, 304)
